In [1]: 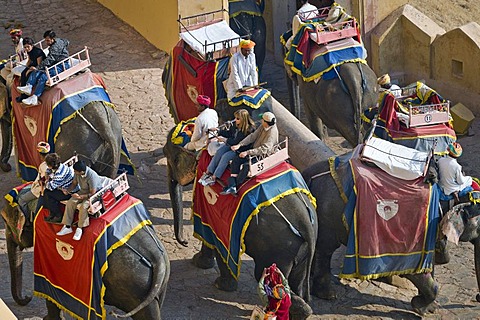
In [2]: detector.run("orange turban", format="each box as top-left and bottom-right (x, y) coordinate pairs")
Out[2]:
(240, 39), (256, 49)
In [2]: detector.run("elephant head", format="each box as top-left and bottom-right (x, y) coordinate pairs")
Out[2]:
(285, 62), (379, 146)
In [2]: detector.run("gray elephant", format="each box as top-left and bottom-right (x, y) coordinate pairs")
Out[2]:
(285, 62), (379, 146)
(163, 127), (318, 319)
(1, 99), (122, 178)
(229, 0), (266, 74)
(302, 158), (445, 316)
(0, 82), (12, 172)
(1, 198), (170, 320)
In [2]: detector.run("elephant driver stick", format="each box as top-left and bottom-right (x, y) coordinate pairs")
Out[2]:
(240, 82), (267, 92)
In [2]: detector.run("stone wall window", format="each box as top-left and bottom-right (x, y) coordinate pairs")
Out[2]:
(452, 59), (463, 78)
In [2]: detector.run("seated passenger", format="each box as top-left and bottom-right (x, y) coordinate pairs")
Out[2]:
(17, 30), (70, 106)
(438, 142), (480, 200)
(43, 153), (78, 223)
(221, 112), (279, 195)
(0, 28), (25, 84)
(17, 141), (50, 221)
(225, 40), (258, 100)
(57, 160), (113, 241)
(285, 0), (320, 49)
(377, 74), (401, 97)
(198, 109), (256, 186)
(184, 95), (219, 151)
(16, 37), (46, 102)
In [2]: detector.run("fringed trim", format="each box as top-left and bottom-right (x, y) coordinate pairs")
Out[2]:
(193, 187), (316, 280)
(228, 90), (271, 109)
(339, 265), (433, 281)
(34, 291), (84, 320)
(329, 156), (347, 203)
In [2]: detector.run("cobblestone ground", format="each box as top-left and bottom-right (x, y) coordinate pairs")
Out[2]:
(1, 1), (480, 319)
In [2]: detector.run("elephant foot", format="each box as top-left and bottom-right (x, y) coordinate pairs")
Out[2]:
(214, 276), (238, 292)
(411, 295), (438, 316)
(312, 278), (337, 300)
(289, 295), (313, 320)
(192, 251), (215, 269)
(0, 162), (11, 172)
(434, 239), (450, 265)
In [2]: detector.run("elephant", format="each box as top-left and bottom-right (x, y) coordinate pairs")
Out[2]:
(1, 199), (170, 320)
(285, 61), (379, 146)
(163, 127), (318, 319)
(0, 99), (122, 178)
(300, 156), (480, 315)
(229, 0), (267, 74)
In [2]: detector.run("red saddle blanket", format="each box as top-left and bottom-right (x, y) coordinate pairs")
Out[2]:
(33, 194), (152, 320)
(192, 151), (316, 278)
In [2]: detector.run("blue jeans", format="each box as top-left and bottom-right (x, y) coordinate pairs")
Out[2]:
(27, 63), (69, 96)
(207, 144), (237, 178)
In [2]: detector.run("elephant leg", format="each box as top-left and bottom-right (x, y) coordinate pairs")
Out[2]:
(286, 74), (301, 118)
(213, 250), (238, 292)
(43, 300), (61, 320)
(311, 232), (339, 300)
(0, 116), (13, 172)
(303, 101), (327, 140)
(192, 243), (215, 269)
(289, 294), (313, 320)
(404, 273), (439, 315)
(434, 237), (450, 265)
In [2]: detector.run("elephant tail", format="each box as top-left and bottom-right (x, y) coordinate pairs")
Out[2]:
(110, 227), (169, 318)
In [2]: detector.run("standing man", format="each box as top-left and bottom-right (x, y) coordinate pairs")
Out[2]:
(226, 39), (258, 99)
(57, 160), (113, 241)
(184, 95), (218, 151)
(17, 30), (70, 105)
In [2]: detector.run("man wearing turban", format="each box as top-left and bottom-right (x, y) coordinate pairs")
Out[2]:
(438, 142), (480, 200)
(1, 28), (26, 82)
(377, 73), (401, 97)
(225, 39), (259, 99)
(184, 95), (219, 151)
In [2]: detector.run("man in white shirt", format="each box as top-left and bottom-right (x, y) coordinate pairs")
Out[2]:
(377, 74), (402, 98)
(226, 39), (258, 100)
(438, 142), (473, 198)
(17, 141), (50, 221)
(1, 28), (25, 83)
(184, 95), (219, 151)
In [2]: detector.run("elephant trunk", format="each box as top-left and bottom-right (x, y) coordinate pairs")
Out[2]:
(474, 238), (480, 302)
(168, 164), (188, 247)
(0, 115), (13, 171)
(5, 226), (32, 305)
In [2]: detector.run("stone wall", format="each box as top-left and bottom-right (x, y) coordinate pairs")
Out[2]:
(371, 5), (480, 114)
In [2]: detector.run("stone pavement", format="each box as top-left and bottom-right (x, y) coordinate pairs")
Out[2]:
(1, 0), (480, 319)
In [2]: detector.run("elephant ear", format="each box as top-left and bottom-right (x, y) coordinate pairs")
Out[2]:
(1, 203), (25, 242)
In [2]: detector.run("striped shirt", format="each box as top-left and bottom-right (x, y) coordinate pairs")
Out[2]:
(45, 163), (77, 191)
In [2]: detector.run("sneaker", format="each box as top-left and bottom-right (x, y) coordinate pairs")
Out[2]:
(17, 84), (32, 95)
(198, 173), (211, 186)
(203, 175), (216, 186)
(57, 225), (73, 236)
(220, 186), (237, 195)
(73, 228), (83, 241)
(22, 95), (39, 106)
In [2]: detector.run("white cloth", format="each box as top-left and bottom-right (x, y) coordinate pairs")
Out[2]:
(438, 156), (472, 195)
(297, 2), (318, 21)
(179, 20), (240, 58)
(390, 84), (402, 97)
(286, 3), (319, 49)
(185, 108), (218, 151)
(31, 161), (48, 197)
(226, 51), (258, 99)
(361, 137), (429, 180)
